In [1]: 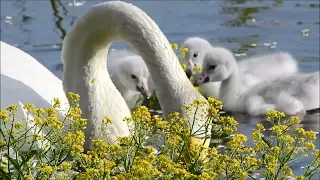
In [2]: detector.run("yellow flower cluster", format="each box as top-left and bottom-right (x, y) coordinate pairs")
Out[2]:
(1, 94), (319, 180)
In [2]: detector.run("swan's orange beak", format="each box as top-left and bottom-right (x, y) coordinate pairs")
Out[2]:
(193, 76), (209, 86)
(136, 83), (151, 99)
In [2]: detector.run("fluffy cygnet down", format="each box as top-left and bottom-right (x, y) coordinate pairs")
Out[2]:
(181, 37), (298, 99)
(107, 50), (155, 109)
(195, 47), (319, 116)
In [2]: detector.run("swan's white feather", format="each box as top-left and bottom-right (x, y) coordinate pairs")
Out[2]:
(107, 50), (154, 109)
(0, 41), (69, 151)
(181, 37), (298, 98)
(200, 47), (319, 116)
(0, 42), (69, 114)
(62, 1), (208, 149)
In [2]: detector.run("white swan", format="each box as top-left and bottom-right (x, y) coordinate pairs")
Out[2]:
(181, 37), (299, 98)
(196, 47), (320, 116)
(62, 1), (208, 149)
(107, 50), (154, 109)
(0, 41), (70, 151)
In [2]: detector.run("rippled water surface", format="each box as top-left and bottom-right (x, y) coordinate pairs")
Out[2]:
(1, 0), (319, 178)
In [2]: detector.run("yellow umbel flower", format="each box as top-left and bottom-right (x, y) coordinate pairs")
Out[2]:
(181, 47), (188, 53)
(171, 43), (178, 50)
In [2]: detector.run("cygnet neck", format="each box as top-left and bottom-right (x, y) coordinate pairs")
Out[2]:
(219, 64), (244, 111)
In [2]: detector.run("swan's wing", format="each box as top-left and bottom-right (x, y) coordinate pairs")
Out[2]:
(0, 41), (69, 115)
(238, 52), (298, 84)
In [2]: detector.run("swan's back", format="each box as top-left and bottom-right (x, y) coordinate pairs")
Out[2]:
(247, 71), (320, 111)
(0, 41), (69, 114)
(238, 52), (298, 82)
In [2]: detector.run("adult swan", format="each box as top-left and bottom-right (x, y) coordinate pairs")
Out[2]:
(62, 1), (207, 149)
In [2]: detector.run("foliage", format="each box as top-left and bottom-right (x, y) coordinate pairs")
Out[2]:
(1, 93), (319, 180)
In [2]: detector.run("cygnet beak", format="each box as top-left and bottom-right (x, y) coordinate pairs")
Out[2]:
(186, 68), (193, 79)
(136, 84), (151, 99)
(186, 69), (192, 79)
(193, 76), (209, 86)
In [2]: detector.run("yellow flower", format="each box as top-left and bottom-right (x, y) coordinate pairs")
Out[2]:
(257, 124), (265, 131)
(279, 134), (294, 145)
(53, 98), (61, 108)
(181, 47), (188, 53)
(314, 150), (320, 158)
(295, 128), (306, 137)
(46, 107), (56, 117)
(181, 63), (187, 71)
(34, 108), (46, 117)
(0, 109), (9, 121)
(102, 116), (113, 125)
(40, 165), (54, 175)
(6, 105), (18, 113)
(289, 116), (300, 125)
(304, 141), (315, 150)
(270, 125), (288, 135)
(24, 174), (33, 180)
(282, 165), (293, 176)
(33, 134), (44, 141)
(171, 43), (178, 50)
(270, 146), (280, 156)
(305, 130), (317, 140)
(227, 134), (247, 149)
(145, 146), (155, 154)
(0, 140), (5, 147)
(90, 78), (96, 84)
(266, 110), (285, 121)
(34, 117), (44, 125)
(198, 172), (210, 180)
(255, 141), (267, 151)
(72, 145), (84, 153)
(252, 129), (263, 140)
(68, 92), (80, 105)
(295, 176), (304, 180)
(59, 162), (72, 171)
(263, 154), (277, 172)
(193, 65), (202, 73)
(14, 122), (24, 129)
(23, 104), (35, 112)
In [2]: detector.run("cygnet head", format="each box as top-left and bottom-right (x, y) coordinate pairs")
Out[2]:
(180, 37), (212, 78)
(194, 47), (238, 86)
(114, 56), (152, 98)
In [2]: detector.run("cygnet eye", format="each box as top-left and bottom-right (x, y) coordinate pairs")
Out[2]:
(193, 53), (198, 58)
(208, 65), (216, 70)
(131, 74), (137, 79)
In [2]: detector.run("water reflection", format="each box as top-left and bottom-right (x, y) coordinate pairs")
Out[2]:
(227, 111), (320, 134)
(50, 0), (67, 40)
(14, 0), (32, 45)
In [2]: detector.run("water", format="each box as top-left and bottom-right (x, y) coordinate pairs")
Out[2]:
(1, 0), (319, 178)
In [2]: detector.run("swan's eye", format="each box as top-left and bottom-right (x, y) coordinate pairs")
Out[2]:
(208, 65), (216, 70)
(131, 75), (137, 79)
(193, 53), (198, 58)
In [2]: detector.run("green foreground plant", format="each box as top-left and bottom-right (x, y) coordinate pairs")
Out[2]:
(0, 92), (319, 180)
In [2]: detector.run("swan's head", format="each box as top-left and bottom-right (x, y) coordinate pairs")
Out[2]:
(180, 37), (212, 78)
(116, 56), (152, 98)
(194, 47), (237, 86)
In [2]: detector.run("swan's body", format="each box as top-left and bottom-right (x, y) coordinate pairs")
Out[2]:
(181, 37), (298, 98)
(0, 42), (69, 114)
(0, 41), (69, 151)
(62, 1), (208, 149)
(197, 47), (320, 116)
(107, 50), (154, 109)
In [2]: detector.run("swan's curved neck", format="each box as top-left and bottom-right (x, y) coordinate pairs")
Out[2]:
(62, 2), (195, 120)
(219, 68), (243, 110)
